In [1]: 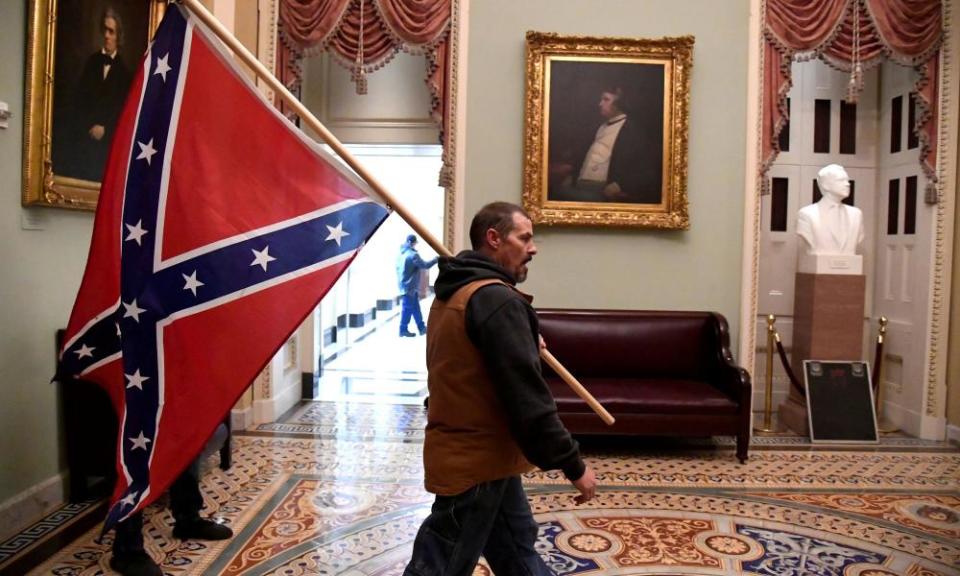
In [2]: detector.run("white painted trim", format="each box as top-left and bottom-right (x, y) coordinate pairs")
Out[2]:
(880, 400), (924, 438)
(451, 0), (469, 253)
(255, 0), (278, 101)
(739, 0), (763, 417)
(231, 406), (254, 431)
(917, 0), (958, 440)
(0, 473), (67, 542)
(298, 313), (317, 376)
(920, 415), (948, 441)
(252, 371), (301, 424)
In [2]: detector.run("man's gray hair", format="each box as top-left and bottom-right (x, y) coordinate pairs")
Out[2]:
(469, 202), (530, 250)
(103, 6), (124, 48)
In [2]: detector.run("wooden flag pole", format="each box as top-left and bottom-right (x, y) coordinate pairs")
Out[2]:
(179, 0), (615, 426)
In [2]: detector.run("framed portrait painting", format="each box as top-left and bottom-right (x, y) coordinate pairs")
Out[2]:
(522, 32), (693, 228)
(23, 0), (166, 210)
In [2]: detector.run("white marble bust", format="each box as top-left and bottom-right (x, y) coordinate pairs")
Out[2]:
(797, 164), (864, 256)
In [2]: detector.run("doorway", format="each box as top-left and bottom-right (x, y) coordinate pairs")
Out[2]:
(314, 144), (445, 405)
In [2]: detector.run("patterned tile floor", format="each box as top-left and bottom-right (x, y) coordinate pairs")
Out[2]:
(5, 401), (959, 576)
(314, 300), (429, 407)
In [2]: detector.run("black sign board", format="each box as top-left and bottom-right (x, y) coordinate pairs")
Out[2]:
(803, 360), (878, 443)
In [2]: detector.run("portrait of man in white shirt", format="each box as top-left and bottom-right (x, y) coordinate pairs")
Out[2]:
(545, 63), (666, 205)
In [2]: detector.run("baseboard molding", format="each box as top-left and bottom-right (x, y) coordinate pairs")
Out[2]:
(947, 423), (960, 446)
(880, 401), (923, 437)
(252, 379), (302, 424)
(0, 472), (67, 542)
(231, 406), (253, 431)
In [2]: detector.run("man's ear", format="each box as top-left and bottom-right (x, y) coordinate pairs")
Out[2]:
(484, 228), (500, 250)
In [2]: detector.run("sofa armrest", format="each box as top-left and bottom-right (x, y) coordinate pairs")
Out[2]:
(707, 313), (752, 406)
(716, 359), (752, 407)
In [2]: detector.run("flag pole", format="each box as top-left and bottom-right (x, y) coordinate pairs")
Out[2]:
(178, 0), (614, 426)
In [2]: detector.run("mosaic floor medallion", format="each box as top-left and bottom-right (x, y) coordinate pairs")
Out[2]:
(5, 402), (957, 576)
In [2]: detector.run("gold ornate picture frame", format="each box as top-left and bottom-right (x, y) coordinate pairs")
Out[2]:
(522, 32), (693, 228)
(23, 0), (166, 210)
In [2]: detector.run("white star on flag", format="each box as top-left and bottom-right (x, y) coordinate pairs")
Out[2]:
(154, 53), (172, 82)
(122, 299), (146, 323)
(125, 369), (150, 390)
(129, 431), (152, 451)
(125, 219), (149, 245)
(74, 343), (95, 359)
(182, 270), (204, 296)
(325, 222), (350, 246)
(119, 491), (139, 507)
(136, 138), (157, 165)
(116, 322), (121, 337)
(250, 246), (276, 271)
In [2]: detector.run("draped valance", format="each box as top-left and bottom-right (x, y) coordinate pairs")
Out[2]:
(278, 0), (451, 145)
(762, 0), (942, 193)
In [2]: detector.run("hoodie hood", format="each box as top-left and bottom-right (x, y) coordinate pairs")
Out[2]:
(434, 250), (515, 300)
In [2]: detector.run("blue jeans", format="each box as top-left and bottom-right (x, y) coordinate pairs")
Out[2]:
(403, 476), (551, 576)
(400, 293), (426, 334)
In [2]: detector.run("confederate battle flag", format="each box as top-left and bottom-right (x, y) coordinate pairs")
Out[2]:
(57, 5), (388, 531)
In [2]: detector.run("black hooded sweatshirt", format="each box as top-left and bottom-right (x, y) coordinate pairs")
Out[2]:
(433, 250), (585, 482)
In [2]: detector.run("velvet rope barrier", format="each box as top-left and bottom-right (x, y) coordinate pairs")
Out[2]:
(775, 336), (805, 398)
(872, 316), (886, 395)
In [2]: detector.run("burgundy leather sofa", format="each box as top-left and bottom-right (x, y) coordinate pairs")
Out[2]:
(537, 309), (752, 462)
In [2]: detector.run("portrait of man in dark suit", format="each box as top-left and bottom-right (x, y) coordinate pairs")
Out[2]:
(52, 2), (149, 183)
(547, 61), (665, 205)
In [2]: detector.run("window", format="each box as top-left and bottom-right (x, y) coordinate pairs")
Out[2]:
(887, 178), (900, 235)
(907, 93), (919, 150)
(904, 176), (917, 235)
(778, 98), (791, 152)
(814, 99), (831, 153)
(890, 95), (903, 153)
(771, 177), (789, 232)
(839, 101), (856, 154)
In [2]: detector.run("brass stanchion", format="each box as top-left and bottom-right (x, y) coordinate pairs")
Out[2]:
(874, 316), (899, 434)
(755, 314), (777, 433)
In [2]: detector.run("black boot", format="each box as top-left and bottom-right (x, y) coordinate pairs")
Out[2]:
(109, 550), (163, 576)
(111, 513), (162, 576)
(172, 517), (234, 540)
(168, 438), (233, 542)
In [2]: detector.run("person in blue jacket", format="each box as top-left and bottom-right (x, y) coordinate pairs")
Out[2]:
(396, 235), (437, 337)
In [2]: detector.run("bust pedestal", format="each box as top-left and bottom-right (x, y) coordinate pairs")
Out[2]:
(778, 258), (866, 435)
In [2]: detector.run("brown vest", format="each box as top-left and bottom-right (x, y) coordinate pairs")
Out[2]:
(423, 279), (533, 495)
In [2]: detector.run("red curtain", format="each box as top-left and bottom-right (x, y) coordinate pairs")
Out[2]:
(277, 0), (451, 143)
(762, 0), (942, 191)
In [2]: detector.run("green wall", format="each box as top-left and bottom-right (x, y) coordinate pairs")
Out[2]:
(0, 0), (751, 507)
(0, 1), (95, 504)
(464, 0), (749, 342)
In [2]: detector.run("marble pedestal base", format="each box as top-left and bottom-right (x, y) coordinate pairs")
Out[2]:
(778, 272), (866, 435)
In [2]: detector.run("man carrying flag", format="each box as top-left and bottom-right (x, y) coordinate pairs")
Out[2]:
(57, 4), (389, 573)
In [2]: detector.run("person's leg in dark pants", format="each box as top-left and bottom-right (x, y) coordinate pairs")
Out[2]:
(169, 460), (203, 524)
(109, 424), (232, 576)
(410, 295), (427, 335)
(482, 476), (551, 576)
(400, 293), (416, 336)
(171, 424), (233, 540)
(403, 477), (545, 576)
(111, 512), (162, 576)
